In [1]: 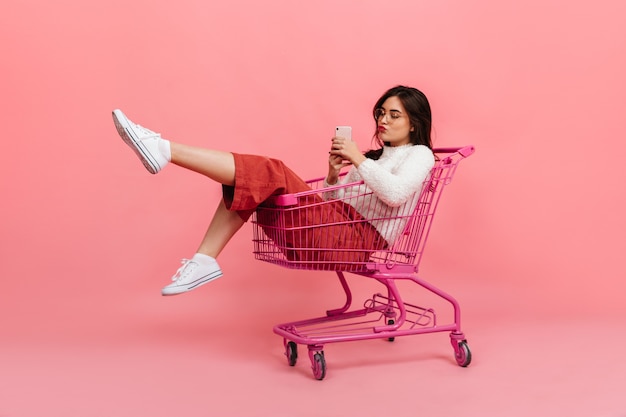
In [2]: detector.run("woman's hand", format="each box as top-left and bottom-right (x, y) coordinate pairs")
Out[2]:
(326, 136), (366, 184)
(326, 153), (345, 185)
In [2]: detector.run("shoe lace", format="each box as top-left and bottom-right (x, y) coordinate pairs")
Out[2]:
(172, 259), (198, 282)
(134, 123), (161, 139)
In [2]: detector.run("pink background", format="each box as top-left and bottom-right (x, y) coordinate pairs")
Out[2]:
(2, 0), (625, 416)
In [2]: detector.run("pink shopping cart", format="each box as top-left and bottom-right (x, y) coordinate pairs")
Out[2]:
(252, 146), (475, 380)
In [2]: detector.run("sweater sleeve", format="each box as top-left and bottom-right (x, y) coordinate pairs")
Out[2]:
(357, 145), (435, 207)
(322, 166), (359, 200)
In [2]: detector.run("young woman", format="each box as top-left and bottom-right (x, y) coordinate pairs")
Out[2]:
(112, 85), (435, 295)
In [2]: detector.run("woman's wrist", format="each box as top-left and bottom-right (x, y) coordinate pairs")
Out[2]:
(351, 154), (367, 168)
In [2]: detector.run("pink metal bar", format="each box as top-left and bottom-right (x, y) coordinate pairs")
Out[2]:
(325, 271), (353, 316)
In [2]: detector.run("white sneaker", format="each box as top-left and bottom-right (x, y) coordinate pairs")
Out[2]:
(112, 109), (169, 174)
(162, 257), (223, 296)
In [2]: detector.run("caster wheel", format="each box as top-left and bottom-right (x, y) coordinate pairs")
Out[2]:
(311, 351), (326, 380)
(285, 341), (298, 366)
(454, 340), (472, 367)
(387, 319), (395, 342)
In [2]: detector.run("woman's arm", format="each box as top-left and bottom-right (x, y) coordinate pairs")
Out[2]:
(326, 153), (345, 185)
(323, 135), (365, 199)
(326, 135), (365, 185)
(358, 146), (435, 207)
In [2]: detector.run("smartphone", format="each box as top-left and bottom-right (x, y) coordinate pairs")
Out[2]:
(335, 125), (352, 140)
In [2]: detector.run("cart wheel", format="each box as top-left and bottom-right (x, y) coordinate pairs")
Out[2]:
(285, 341), (298, 366)
(454, 340), (472, 367)
(387, 319), (395, 342)
(311, 351), (326, 380)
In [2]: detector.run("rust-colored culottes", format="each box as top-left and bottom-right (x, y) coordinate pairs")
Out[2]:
(222, 154), (386, 267)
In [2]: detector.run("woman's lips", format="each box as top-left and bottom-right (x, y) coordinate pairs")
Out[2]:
(377, 126), (387, 132)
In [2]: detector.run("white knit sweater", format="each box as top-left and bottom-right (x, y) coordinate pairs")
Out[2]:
(324, 144), (435, 245)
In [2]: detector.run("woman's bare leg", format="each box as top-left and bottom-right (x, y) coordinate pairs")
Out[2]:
(196, 199), (245, 258)
(170, 142), (236, 186)
(169, 144), (244, 255)
(166, 143), (243, 257)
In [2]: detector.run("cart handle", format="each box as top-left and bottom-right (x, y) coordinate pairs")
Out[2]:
(433, 145), (475, 158)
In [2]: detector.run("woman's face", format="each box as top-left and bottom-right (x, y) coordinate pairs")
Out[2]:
(375, 96), (413, 146)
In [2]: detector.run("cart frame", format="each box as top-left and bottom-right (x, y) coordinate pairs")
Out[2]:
(252, 146), (475, 380)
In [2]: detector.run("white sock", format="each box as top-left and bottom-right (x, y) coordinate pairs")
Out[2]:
(192, 253), (215, 265)
(158, 138), (172, 162)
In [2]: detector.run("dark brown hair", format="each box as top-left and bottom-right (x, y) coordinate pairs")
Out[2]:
(364, 85), (432, 160)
